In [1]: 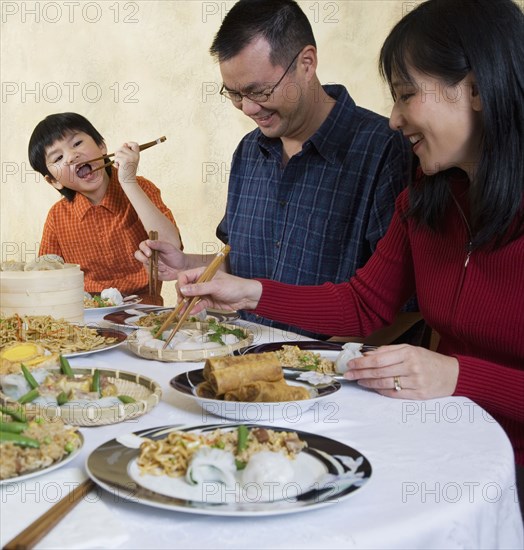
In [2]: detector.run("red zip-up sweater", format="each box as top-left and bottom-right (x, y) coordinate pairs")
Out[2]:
(255, 180), (524, 464)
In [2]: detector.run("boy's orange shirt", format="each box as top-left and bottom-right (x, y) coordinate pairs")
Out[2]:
(39, 168), (180, 298)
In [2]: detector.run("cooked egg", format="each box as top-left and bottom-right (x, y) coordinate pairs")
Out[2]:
(0, 342), (45, 362)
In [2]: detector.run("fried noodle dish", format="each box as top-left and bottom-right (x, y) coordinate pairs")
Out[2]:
(137, 426), (306, 477)
(0, 315), (117, 354)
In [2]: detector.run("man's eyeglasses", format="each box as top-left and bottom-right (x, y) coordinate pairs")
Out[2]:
(219, 50), (302, 104)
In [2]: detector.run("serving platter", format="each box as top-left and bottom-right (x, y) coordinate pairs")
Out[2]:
(104, 307), (240, 330)
(1, 367), (162, 426)
(170, 368), (341, 421)
(127, 322), (253, 363)
(86, 423), (372, 516)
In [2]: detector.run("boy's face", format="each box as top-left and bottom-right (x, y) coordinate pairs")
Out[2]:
(44, 131), (108, 197)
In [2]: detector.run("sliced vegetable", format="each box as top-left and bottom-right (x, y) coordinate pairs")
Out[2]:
(57, 391), (69, 406)
(237, 425), (249, 453)
(0, 421), (28, 434)
(0, 431), (40, 448)
(0, 404), (27, 422)
(18, 388), (40, 404)
(21, 364), (39, 389)
(235, 459), (247, 470)
(117, 395), (136, 404)
(91, 369), (101, 396)
(59, 355), (74, 377)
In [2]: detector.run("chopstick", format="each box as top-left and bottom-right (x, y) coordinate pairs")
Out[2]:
(83, 136), (167, 174)
(3, 478), (95, 550)
(154, 245), (230, 346)
(148, 230), (159, 297)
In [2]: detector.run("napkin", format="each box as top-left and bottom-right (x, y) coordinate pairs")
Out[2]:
(0, 468), (129, 549)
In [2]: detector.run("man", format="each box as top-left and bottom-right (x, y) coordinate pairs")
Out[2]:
(136, 0), (412, 338)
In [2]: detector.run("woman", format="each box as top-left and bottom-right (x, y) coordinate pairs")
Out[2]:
(164, 0), (524, 504)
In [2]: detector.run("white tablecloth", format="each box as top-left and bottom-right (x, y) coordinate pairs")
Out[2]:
(1, 316), (523, 549)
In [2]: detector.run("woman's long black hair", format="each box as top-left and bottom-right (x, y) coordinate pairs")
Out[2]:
(379, 0), (524, 250)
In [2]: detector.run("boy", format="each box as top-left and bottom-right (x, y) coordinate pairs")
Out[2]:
(29, 112), (181, 304)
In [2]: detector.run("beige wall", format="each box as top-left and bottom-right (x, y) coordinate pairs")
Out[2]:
(0, 0), (410, 305)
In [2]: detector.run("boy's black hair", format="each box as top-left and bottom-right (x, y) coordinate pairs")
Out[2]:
(379, 0), (524, 250)
(28, 112), (109, 202)
(209, 0), (315, 68)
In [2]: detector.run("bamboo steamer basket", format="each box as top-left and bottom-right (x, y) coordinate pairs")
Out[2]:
(0, 264), (84, 322)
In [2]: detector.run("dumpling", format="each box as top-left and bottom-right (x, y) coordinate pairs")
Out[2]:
(186, 447), (236, 487)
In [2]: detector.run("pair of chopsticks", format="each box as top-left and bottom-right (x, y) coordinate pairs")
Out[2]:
(148, 230), (159, 297)
(3, 478), (95, 550)
(155, 245), (230, 348)
(83, 136), (167, 175)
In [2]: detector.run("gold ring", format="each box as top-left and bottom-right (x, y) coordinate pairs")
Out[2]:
(393, 376), (402, 391)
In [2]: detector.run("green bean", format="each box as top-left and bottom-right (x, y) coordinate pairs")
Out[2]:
(57, 392), (69, 406)
(18, 388), (40, 404)
(117, 395), (136, 404)
(59, 355), (74, 377)
(0, 405), (27, 422)
(91, 369), (101, 396)
(21, 364), (39, 390)
(237, 425), (249, 453)
(0, 421), (28, 434)
(0, 431), (40, 448)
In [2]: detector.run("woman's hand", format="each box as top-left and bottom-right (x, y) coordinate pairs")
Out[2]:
(343, 344), (459, 399)
(134, 239), (186, 281)
(114, 142), (140, 185)
(177, 268), (262, 313)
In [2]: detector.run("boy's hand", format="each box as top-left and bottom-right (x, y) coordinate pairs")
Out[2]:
(114, 142), (140, 185)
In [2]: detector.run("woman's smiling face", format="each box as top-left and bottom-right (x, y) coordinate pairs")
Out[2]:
(389, 68), (483, 178)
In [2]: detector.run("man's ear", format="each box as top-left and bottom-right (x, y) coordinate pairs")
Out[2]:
(44, 175), (63, 190)
(299, 45), (318, 81)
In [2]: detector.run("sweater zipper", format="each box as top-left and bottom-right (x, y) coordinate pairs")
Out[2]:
(450, 194), (473, 319)
(451, 194), (473, 267)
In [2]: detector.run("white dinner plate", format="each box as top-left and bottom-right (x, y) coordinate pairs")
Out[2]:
(0, 432), (84, 485)
(62, 327), (127, 357)
(84, 297), (142, 314)
(170, 368), (341, 422)
(86, 423), (372, 516)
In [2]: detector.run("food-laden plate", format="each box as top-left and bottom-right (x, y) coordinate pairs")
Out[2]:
(86, 423), (372, 516)
(237, 341), (372, 379)
(62, 327), (127, 357)
(84, 297), (142, 314)
(0, 316), (127, 359)
(0, 367), (162, 426)
(104, 308), (239, 330)
(170, 368), (341, 421)
(127, 322), (253, 363)
(0, 423), (84, 485)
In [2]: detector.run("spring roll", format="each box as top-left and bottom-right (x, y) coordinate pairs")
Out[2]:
(195, 381), (216, 399)
(203, 352), (279, 380)
(224, 379), (311, 402)
(209, 363), (283, 395)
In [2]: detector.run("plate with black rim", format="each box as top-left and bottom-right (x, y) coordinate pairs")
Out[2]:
(170, 368), (341, 422)
(0, 431), (84, 486)
(85, 423), (372, 516)
(62, 327), (127, 357)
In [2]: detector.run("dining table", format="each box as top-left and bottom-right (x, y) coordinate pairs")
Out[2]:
(1, 308), (522, 550)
